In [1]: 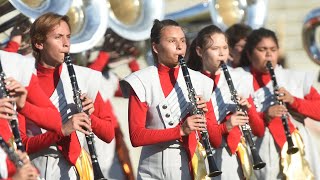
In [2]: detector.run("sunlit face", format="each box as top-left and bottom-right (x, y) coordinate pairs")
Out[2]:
(152, 26), (187, 68)
(230, 38), (246, 67)
(196, 33), (229, 74)
(35, 21), (71, 68)
(248, 37), (279, 73)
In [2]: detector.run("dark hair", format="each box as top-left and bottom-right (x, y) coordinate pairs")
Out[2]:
(30, 12), (70, 60)
(225, 23), (252, 48)
(240, 28), (279, 66)
(186, 25), (224, 71)
(150, 19), (180, 63)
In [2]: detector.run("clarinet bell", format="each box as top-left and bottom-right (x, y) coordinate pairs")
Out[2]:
(207, 155), (222, 177)
(287, 138), (299, 154)
(287, 146), (299, 154)
(251, 148), (266, 170)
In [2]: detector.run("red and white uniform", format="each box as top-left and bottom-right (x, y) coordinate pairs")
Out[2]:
(21, 63), (114, 180)
(0, 128), (17, 180)
(248, 65), (320, 179)
(120, 64), (221, 180)
(1, 41), (19, 53)
(204, 67), (264, 179)
(0, 50), (64, 135)
(0, 50), (64, 179)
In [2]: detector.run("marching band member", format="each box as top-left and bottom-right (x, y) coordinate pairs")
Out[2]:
(187, 24), (265, 179)
(240, 27), (320, 179)
(0, 75), (38, 180)
(20, 12), (114, 180)
(120, 19), (222, 180)
(225, 23), (252, 68)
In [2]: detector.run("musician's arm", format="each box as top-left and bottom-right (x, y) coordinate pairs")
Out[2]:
(18, 114), (61, 154)
(4, 158), (16, 179)
(206, 100), (222, 148)
(247, 96), (265, 137)
(87, 51), (110, 72)
(90, 93), (115, 143)
(129, 89), (181, 147)
(289, 86), (320, 120)
(2, 41), (20, 53)
(18, 75), (63, 136)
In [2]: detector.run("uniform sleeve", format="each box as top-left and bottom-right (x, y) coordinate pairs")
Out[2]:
(129, 89), (181, 147)
(2, 41), (19, 53)
(247, 96), (265, 137)
(205, 100), (222, 148)
(18, 113), (61, 154)
(218, 114), (234, 136)
(87, 51), (110, 72)
(6, 158), (16, 179)
(128, 59), (140, 72)
(114, 83), (123, 97)
(17, 75), (63, 137)
(289, 86), (320, 121)
(90, 92), (115, 143)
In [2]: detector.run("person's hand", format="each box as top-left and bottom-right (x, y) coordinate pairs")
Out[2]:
(101, 29), (117, 52)
(225, 111), (249, 132)
(12, 163), (39, 180)
(264, 104), (288, 123)
(122, 41), (140, 57)
(0, 97), (16, 120)
(195, 95), (208, 113)
(10, 19), (30, 37)
(5, 77), (27, 110)
(12, 150), (39, 180)
(180, 114), (207, 136)
(61, 112), (92, 136)
(276, 87), (295, 105)
(81, 94), (94, 115)
(238, 96), (252, 111)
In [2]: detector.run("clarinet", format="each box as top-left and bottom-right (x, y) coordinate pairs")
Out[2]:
(266, 61), (299, 154)
(220, 62), (266, 170)
(0, 62), (25, 152)
(64, 53), (106, 180)
(0, 135), (42, 180)
(178, 55), (222, 177)
(0, 135), (24, 168)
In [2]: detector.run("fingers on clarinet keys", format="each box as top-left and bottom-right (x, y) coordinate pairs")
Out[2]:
(180, 115), (206, 136)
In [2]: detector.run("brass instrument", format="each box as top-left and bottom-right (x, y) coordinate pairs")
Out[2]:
(107, 0), (164, 41)
(68, 0), (108, 53)
(0, 0), (71, 33)
(302, 8), (320, 65)
(165, 0), (268, 30)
